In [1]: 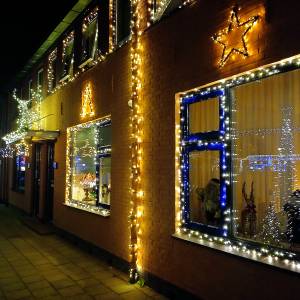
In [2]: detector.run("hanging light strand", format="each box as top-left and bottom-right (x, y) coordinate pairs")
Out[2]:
(129, 0), (144, 283)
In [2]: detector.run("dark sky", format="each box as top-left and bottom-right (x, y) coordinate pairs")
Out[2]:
(0, 0), (78, 94)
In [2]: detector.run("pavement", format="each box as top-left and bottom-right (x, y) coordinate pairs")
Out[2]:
(0, 204), (167, 300)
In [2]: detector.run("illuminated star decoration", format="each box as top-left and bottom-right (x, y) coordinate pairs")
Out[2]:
(212, 6), (259, 67)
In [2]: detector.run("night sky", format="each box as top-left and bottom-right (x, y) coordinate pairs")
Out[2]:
(0, 0), (78, 94)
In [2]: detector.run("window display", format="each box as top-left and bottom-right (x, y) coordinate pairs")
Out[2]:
(178, 60), (300, 268)
(189, 150), (220, 225)
(66, 118), (111, 214)
(232, 69), (300, 250)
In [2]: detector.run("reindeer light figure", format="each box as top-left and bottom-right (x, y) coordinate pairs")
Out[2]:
(241, 181), (257, 237)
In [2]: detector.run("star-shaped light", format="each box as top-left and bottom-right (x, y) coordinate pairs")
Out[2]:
(213, 6), (259, 67)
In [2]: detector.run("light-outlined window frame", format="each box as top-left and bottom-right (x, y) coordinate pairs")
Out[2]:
(180, 89), (230, 237)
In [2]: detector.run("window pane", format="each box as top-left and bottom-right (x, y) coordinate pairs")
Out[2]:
(82, 10), (98, 62)
(48, 49), (57, 92)
(116, 0), (131, 43)
(189, 150), (220, 226)
(62, 33), (74, 78)
(189, 97), (219, 134)
(71, 126), (97, 205)
(99, 156), (111, 205)
(99, 125), (112, 147)
(232, 69), (300, 249)
(154, 0), (184, 18)
(38, 70), (43, 89)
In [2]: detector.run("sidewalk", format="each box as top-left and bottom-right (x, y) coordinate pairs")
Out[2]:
(0, 205), (167, 300)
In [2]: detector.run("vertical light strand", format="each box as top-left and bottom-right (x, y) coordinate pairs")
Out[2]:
(129, 0), (143, 283)
(109, 0), (116, 53)
(65, 127), (72, 203)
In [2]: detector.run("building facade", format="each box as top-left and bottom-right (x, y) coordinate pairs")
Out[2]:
(1, 0), (300, 299)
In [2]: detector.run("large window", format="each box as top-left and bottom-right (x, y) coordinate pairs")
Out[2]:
(116, 0), (131, 45)
(48, 48), (57, 92)
(80, 7), (99, 67)
(14, 154), (26, 192)
(179, 64), (300, 263)
(231, 69), (300, 249)
(66, 118), (112, 215)
(61, 32), (74, 81)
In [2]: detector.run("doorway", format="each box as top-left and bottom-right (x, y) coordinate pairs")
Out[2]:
(45, 143), (54, 222)
(32, 143), (41, 217)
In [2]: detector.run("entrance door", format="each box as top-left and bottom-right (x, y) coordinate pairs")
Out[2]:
(32, 143), (41, 217)
(45, 143), (54, 222)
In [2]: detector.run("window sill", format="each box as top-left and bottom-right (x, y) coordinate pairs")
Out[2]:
(59, 74), (71, 83)
(172, 232), (300, 274)
(79, 58), (93, 69)
(64, 200), (110, 217)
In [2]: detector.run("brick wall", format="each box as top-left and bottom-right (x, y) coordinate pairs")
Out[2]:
(6, 0), (300, 299)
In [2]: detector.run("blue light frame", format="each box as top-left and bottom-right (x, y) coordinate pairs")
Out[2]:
(180, 89), (230, 236)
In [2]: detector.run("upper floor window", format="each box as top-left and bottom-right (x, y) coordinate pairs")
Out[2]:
(152, 0), (184, 21)
(28, 79), (32, 100)
(37, 68), (44, 92)
(80, 7), (99, 68)
(48, 48), (57, 92)
(61, 31), (74, 81)
(115, 0), (131, 45)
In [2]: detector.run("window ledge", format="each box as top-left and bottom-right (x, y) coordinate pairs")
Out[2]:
(172, 232), (300, 274)
(64, 200), (110, 217)
(79, 58), (93, 69)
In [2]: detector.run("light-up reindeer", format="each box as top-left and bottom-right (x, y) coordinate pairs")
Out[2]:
(241, 181), (257, 237)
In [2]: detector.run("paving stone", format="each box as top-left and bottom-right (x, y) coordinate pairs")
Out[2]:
(1, 281), (26, 292)
(64, 295), (93, 300)
(0, 276), (22, 286)
(94, 292), (122, 300)
(102, 277), (127, 288)
(84, 284), (110, 296)
(21, 274), (44, 284)
(91, 270), (115, 281)
(58, 285), (85, 297)
(42, 296), (63, 300)
(120, 290), (150, 300)
(77, 278), (101, 288)
(4, 288), (32, 299)
(27, 280), (51, 291)
(31, 286), (58, 298)
(67, 271), (91, 281)
(50, 278), (75, 289)
(15, 267), (38, 277)
(110, 283), (136, 294)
